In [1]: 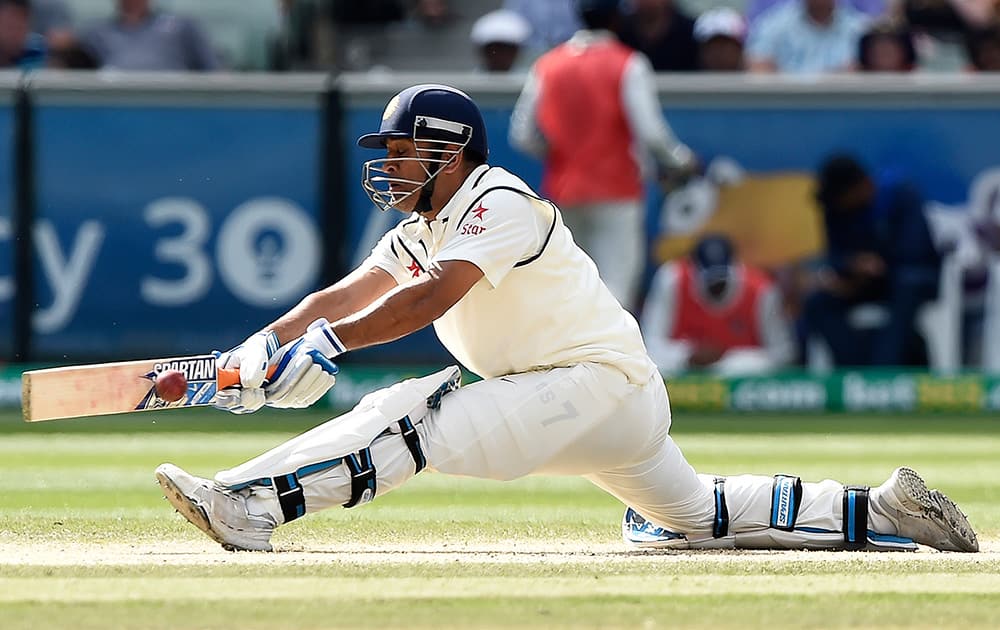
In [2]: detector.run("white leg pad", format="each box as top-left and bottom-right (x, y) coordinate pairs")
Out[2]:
(626, 473), (915, 551)
(213, 366), (461, 519)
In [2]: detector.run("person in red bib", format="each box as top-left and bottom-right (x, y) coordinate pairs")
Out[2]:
(641, 234), (795, 376)
(510, 0), (697, 312)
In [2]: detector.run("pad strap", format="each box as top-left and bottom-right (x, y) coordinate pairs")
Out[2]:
(274, 472), (306, 523)
(770, 474), (803, 531)
(843, 485), (870, 550)
(397, 415), (426, 474)
(343, 448), (377, 508)
(713, 477), (729, 538)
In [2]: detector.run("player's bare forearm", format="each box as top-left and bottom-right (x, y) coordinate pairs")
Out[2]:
(264, 266), (397, 344)
(331, 260), (483, 351)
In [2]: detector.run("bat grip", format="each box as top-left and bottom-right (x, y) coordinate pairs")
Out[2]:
(217, 364), (278, 390)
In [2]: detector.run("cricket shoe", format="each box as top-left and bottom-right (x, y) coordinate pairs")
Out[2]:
(621, 507), (689, 549)
(155, 463), (276, 552)
(870, 467), (979, 552)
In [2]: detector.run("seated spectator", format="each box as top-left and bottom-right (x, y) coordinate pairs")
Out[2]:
(618, 0), (699, 71)
(858, 22), (918, 70)
(747, 0), (869, 73)
(965, 23), (1000, 70)
(470, 9), (532, 72)
(411, 0), (454, 29)
(641, 234), (795, 376)
(504, 0), (582, 53)
(330, 0), (405, 24)
(905, 0), (996, 37)
(905, 0), (996, 70)
(82, 0), (219, 71)
(694, 8), (748, 71)
(0, 0), (45, 69)
(48, 41), (99, 69)
(747, 0), (887, 27)
(802, 155), (942, 366)
(30, 0), (73, 50)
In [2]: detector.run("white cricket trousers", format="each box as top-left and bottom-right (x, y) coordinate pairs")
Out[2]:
(560, 200), (645, 312)
(223, 363), (881, 544)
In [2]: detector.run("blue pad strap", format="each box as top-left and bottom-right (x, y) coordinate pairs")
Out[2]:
(713, 477), (729, 538)
(770, 474), (803, 531)
(343, 448), (377, 508)
(397, 415), (426, 474)
(843, 485), (870, 550)
(274, 472), (306, 523)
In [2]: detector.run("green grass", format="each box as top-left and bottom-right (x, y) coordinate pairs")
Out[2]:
(1, 408), (999, 629)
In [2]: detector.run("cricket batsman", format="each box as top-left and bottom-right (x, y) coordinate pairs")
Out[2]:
(156, 84), (978, 553)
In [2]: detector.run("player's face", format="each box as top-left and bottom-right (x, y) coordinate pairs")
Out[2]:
(381, 138), (462, 212)
(363, 134), (468, 214)
(381, 139), (428, 211)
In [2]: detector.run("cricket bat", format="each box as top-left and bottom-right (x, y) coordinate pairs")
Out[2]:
(22, 355), (252, 422)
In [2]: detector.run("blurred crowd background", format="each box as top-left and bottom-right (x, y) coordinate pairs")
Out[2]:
(2, 0), (999, 73)
(3, 0), (1000, 380)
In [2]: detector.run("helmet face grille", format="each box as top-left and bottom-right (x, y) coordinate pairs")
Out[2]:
(361, 131), (472, 213)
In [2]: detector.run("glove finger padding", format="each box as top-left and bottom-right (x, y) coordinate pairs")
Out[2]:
(215, 349), (236, 369)
(240, 332), (280, 389)
(266, 352), (338, 409)
(214, 332), (280, 390)
(213, 386), (266, 414)
(288, 364), (337, 408)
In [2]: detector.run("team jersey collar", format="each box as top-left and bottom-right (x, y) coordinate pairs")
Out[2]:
(427, 163), (492, 225)
(568, 29), (616, 48)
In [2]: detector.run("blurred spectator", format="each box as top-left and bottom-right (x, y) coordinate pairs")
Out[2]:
(694, 7), (748, 71)
(747, 0), (869, 73)
(0, 0), (46, 69)
(30, 0), (74, 50)
(274, 0), (320, 69)
(642, 234), (795, 376)
(330, 0), (405, 24)
(504, 0), (582, 52)
(82, 0), (220, 71)
(470, 9), (532, 72)
(802, 154), (942, 366)
(905, 0), (996, 36)
(510, 0), (698, 310)
(618, 0), (700, 71)
(965, 23), (1000, 70)
(905, 0), (996, 70)
(48, 41), (99, 69)
(858, 22), (918, 70)
(411, 0), (454, 29)
(326, 0), (405, 71)
(747, 0), (887, 26)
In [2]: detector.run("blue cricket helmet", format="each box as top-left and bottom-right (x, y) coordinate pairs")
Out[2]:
(357, 84), (489, 161)
(692, 234), (735, 284)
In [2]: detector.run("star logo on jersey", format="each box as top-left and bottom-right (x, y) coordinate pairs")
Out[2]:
(407, 259), (422, 278)
(472, 203), (488, 221)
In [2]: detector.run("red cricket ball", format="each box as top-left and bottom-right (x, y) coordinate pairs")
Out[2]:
(155, 369), (188, 402)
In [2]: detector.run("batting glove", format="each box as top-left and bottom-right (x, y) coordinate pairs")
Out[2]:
(213, 330), (281, 414)
(264, 318), (342, 409)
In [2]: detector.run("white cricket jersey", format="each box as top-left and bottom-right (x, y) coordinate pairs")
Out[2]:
(362, 164), (657, 384)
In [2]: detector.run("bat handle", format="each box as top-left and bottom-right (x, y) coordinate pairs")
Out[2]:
(217, 364), (278, 390)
